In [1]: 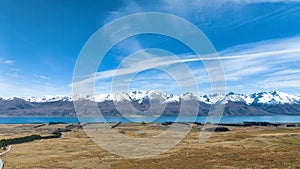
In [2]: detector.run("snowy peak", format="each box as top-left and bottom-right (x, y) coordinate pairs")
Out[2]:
(250, 91), (300, 104)
(92, 90), (168, 104)
(2, 95), (72, 103)
(224, 92), (254, 105)
(201, 94), (226, 104)
(164, 94), (180, 103)
(204, 91), (300, 105)
(129, 90), (168, 104)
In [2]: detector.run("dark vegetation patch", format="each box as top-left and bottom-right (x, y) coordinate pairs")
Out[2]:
(0, 125), (78, 148)
(205, 127), (230, 132)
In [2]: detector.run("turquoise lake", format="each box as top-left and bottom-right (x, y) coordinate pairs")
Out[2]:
(0, 116), (299, 124)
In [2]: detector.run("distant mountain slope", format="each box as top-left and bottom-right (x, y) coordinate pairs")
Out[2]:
(1, 91), (300, 116)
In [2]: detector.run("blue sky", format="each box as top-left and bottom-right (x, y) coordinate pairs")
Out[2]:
(1, 0), (300, 97)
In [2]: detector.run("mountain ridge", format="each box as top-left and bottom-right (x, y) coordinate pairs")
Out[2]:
(2, 90), (300, 105)
(1, 91), (300, 117)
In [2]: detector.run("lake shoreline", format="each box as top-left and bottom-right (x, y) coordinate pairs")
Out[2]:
(1, 115), (300, 124)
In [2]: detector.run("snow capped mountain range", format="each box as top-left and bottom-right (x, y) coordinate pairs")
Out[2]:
(2, 95), (72, 103)
(1, 90), (300, 105)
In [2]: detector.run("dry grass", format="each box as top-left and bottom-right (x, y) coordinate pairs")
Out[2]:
(0, 124), (299, 169)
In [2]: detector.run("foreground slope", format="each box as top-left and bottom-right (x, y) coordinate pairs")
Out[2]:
(1, 124), (299, 168)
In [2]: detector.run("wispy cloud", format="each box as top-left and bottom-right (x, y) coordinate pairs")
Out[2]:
(0, 77), (71, 97)
(0, 57), (15, 65)
(34, 74), (50, 80)
(0, 69), (68, 97)
(219, 36), (300, 93)
(73, 0), (296, 95)
(73, 36), (300, 94)
(72, 50), (203, 89)
(3, 60), (14, 65)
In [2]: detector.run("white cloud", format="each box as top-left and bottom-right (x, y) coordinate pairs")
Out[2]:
(0, 79), (71, 97)
(34, 74), (50, 80)
(80, 0), (297, 95)
(71, 50), (216, 90)
(3, 60), (14, 65)
(218, 36), (300, 92)
(0, 74), (69, 97)
(0, 57), (15, 65)
(71, 36), (300, 94)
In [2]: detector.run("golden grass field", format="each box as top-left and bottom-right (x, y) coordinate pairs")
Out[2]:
(0, 123), (299, 169)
